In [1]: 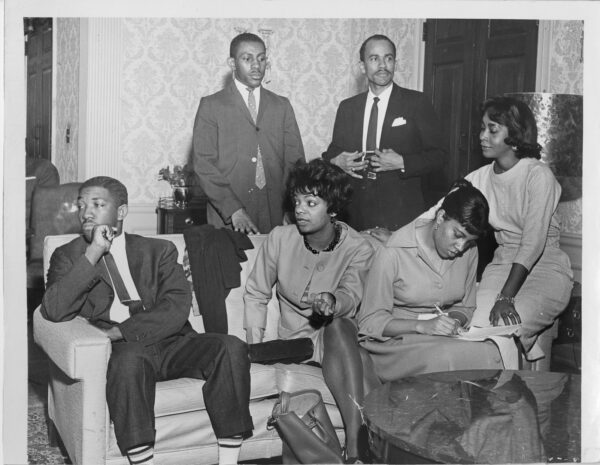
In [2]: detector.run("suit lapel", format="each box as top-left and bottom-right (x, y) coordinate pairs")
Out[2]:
(256, 86), (268, 125)
(353, 93), (369, 149)
(227, 81), (256, 126)
(380, 84), (402, 144)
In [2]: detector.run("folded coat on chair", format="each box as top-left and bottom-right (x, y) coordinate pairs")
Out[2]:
(183, 225), (253, 333)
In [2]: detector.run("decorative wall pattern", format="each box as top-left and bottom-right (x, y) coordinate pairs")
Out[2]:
(54, 18), (80, 182)
(548, 20), (583, 95)
(546, 20), (584, 235)
(53, 18), (582, 235)
(118, 17), (421, 203)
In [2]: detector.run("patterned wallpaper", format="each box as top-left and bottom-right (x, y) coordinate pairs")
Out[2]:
(546, 20), (584, 235)
(117, 17), (421, 202)
(54, 17), (80, 182)
(53, 18), (582, 234)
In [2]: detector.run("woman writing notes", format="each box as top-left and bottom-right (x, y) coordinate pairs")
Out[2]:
(367, 96), (574, 370)
(358, 181), (504, 382)
(244, 159), (373, 462)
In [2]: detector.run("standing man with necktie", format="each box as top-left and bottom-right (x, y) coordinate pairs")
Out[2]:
(193, 32), (305, 234)
(323, 34), (447, 232)
(41, 176), (254, 465)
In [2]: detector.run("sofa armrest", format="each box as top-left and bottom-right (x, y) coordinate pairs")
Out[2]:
(33, 307), (111, 379)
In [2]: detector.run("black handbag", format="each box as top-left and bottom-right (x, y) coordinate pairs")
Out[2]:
(268, 389), (344, 464)
(248, 338), (314, 365)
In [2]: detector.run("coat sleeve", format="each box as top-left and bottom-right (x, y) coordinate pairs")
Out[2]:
(401, 94), (446, 177)
(192, 97), (244, 223)
(41, 247), (106, 322)
(513, 166), (560, 271)
(332, 241), (373, 318)
(282, 97), (305, 178)
(243, 229), (280, 330)
(357, 247), (399, 340)
(322, 102), (351, 160)
(447, 248), (478, 324)
(117, 241), (192, 346)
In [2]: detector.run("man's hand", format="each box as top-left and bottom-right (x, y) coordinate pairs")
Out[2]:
(415, 315), (460, 336)
(231, 208), (259, 235)
(102, 326), (123, 341)
(330, 151), (368, 179)
(370, 149), (405, 172)
(85, 224), (115, 265)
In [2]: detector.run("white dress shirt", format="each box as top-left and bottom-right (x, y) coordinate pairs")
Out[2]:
(234, 78), (261, 115)
(103, 232), (141, 323)
(362, 83), (393, 152)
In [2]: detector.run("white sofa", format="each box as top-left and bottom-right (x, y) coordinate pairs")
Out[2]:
(33, 233), (344, 465)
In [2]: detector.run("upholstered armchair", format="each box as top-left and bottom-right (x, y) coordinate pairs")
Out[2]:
(33, 234), (344, 465)
(27, 183), (82, 311)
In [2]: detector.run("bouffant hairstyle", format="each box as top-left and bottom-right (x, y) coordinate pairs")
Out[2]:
(286, 159), (353, 215)
(80, 176), (128, 207)
(230, 32), (266, 57)
(481, 96), (542, 159)
(439, 179), (489, 237)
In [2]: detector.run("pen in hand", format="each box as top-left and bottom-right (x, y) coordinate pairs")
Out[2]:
(434, 304), (447, 316)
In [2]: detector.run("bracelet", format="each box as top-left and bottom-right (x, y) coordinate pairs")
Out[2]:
(496, 293), (515, 305)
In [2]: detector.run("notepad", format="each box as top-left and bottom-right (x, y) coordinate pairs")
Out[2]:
(452, 324), (521, 341)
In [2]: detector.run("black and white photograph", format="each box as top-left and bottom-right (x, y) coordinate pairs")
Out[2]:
(3, 1), (599, 464)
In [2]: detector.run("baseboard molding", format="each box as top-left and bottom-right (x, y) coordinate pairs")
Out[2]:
(123, 203), (157, 236)
(560, 232), (582, 283)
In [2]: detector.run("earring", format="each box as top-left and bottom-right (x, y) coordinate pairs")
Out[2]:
(511, 146), (518, 151)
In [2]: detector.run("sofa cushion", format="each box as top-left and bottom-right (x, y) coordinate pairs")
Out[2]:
(154, 363), (279, 417)
(273, 363), (336, 405)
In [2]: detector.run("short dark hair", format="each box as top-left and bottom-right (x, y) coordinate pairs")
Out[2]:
(481, 96), (541, 159)
(286, 159), (352, 215)
(230, 32), (266, 58)
(80, 176), (128, 207)
(359, 34), (396, 62)
(439, 179), (489, 237)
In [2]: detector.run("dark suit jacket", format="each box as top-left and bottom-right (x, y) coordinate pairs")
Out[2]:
(323, 84), (447, 231)
(193, 81), (305, 232)
(41, 233), (193, 346)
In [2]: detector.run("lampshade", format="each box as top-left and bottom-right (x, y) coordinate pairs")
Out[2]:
(505, 92), (582, 202)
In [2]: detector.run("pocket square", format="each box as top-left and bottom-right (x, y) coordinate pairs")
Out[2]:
(392, 117), (407, 127)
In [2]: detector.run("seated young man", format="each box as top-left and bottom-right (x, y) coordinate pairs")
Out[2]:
(41, 176), (253, 465)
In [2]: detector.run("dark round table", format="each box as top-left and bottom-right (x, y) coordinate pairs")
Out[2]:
(363, 369), (580, 464)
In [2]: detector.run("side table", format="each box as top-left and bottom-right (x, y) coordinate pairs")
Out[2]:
(156, 198), (207, 234)
(363, 369), (580, 464)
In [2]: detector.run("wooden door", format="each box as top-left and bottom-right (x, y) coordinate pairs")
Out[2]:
(423, 19), (538, 196)
(25, 18), (53, 160)
(423, 19), (538, 277)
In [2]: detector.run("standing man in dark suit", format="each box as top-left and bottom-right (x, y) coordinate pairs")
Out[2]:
(193, 32), (305, 234)
(323, 34), (447, 231)
(41, 176), (253, 465)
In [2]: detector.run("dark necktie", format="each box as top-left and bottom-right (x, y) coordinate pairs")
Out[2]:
(247, 87), (266, 189)
(366, 96), (380, 151)
(104, 253), (144, 316)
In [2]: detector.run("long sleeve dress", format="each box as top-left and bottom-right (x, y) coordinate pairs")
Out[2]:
(244, 223), (373, 363)
(420, 158), (573, 360)
(357, 218), (503, 383)
(465, 158), (574, 355)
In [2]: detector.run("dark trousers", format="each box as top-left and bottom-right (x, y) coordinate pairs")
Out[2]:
(106, 332), (254, 454)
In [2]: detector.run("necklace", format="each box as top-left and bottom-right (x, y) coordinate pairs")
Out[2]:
(303, 223), (342, 254)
